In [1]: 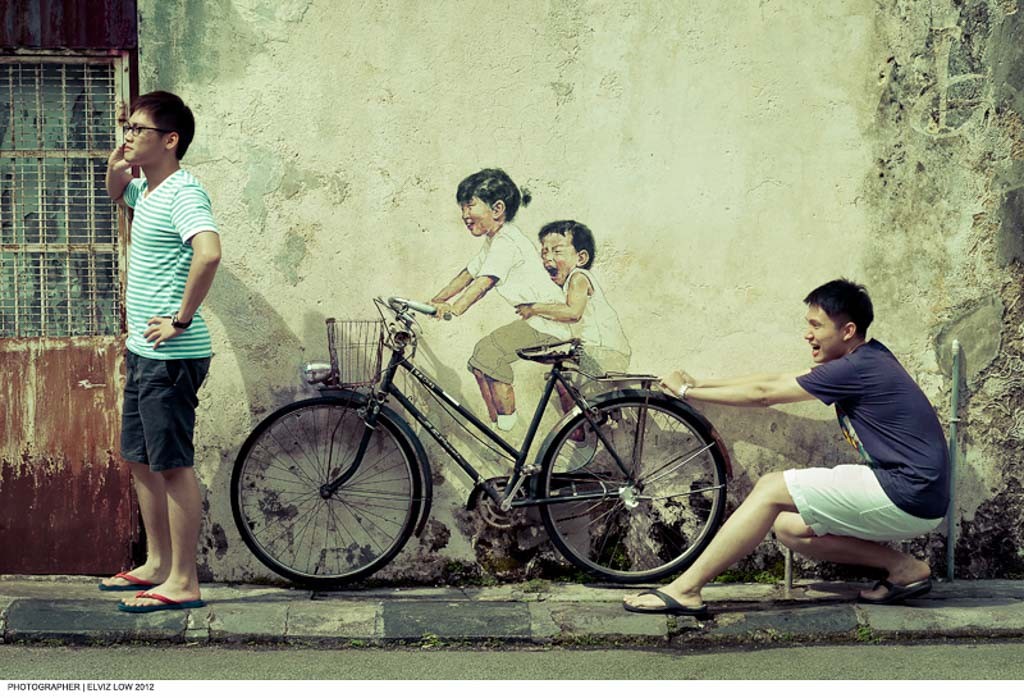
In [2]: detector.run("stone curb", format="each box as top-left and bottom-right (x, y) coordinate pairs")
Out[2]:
(1, 578), (1022, 649)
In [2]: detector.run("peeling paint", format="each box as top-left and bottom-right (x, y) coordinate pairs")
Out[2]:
(935, 295), (1005, 383)
(0, 337), (135, 574)
(134, 0), (1024, 583)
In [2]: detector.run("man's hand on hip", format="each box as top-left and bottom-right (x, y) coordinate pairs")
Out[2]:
(144, 316), (185, 349)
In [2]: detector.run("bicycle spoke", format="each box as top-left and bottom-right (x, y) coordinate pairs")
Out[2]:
(637, 482), (726, 501)
(590, 502), (628, 566)
(641, 442), (716, 487)
(295, 497), (326, 573)
(253, 492), (325, 551)
(539, 396), (727, 582)
(343, 451), (405, 488)
(232, 398), (421, 584)
(248, 442), (322, 489)
(324, 408), (361, 478)
(263, 427), (324, 490)
(335, 500), (392, 554)
(276, 414), (326, 479)
(335, 491), (416, 508)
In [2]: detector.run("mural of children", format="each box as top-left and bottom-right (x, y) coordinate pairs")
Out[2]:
(516, 220), (631, 469)
(428, 169), (570, 431)
(516, 219), (631, 384)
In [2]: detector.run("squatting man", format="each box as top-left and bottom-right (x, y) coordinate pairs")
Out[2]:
(623, 279), (949, 616)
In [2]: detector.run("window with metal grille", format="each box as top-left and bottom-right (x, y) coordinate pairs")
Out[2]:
(0, 56), (127, 338)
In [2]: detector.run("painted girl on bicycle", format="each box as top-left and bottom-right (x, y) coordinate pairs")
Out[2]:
(428, 168), (570, 432)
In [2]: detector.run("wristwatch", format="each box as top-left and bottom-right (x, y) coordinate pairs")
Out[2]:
(170, 312), (192, 329)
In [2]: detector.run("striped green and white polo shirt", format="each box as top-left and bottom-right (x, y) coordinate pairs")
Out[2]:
(123, 169), (219, 360)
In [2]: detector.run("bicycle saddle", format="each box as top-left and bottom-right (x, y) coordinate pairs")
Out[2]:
(516, 338), (582, 364)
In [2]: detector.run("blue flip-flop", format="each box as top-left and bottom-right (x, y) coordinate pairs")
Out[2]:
(117, 591), (206, 614)
(622, 589), (710, 617)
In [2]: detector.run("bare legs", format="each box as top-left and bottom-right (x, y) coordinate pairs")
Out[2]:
(105, 462), (203, 607)
(625, 472), (799, 608)
(624, 471), (930, 609)
(472, 368), (516, 428)
(774, 511), (930, 601)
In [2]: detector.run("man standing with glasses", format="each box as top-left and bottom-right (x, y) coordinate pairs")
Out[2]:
(101, 91), (221, 613)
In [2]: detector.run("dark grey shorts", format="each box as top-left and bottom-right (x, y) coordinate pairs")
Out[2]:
(121, 350), (211, 472)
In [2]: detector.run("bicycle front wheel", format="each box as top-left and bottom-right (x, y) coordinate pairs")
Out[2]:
(231, 395), (422, 588)
(537, 392), (727, 584)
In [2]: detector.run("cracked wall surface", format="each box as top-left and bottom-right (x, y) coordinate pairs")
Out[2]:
(134, 0), (1022, 584)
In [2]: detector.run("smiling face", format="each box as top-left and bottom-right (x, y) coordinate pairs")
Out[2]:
(805, 304), (860, 363)
(459, 197), (505, 237)
(540, 231), (588, 286)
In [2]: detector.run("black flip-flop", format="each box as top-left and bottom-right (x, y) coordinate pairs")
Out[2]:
(622, 589), (710, 617)
(857, 578), (932, 605)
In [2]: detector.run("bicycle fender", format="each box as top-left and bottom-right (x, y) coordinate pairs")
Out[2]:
(536, 388), (733, 479)
(318, 389), (434, 536)
(534, 405), (584, 465)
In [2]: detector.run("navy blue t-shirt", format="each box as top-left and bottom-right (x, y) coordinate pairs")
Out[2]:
(795, 339), (949, 519)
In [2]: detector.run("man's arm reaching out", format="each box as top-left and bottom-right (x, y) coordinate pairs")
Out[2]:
(660, 369), (815, 408)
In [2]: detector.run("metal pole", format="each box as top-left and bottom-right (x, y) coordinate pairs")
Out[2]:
(946, 339), (960, 582)
(783, 546), (793, 596)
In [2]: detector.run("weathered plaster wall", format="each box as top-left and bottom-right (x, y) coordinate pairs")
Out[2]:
(134, 0), (1023, 583)
(859, 0), (1024, 579)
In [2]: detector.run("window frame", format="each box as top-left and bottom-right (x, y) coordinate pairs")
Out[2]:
(0, 49), (130, 339)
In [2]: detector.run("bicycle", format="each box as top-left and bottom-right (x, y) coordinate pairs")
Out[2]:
(230, 297), (733, 588)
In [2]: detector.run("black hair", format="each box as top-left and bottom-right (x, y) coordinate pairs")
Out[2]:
(456, 168), (531, 221)
(129, 91), (196, 160)
(538, 220), (596, 269)
(803, 278), (874, 337)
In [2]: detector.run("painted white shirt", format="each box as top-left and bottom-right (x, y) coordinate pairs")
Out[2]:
(466, 223), (570, 339)
(566, 267), (630, 369)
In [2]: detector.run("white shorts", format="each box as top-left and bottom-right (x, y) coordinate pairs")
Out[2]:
(783, 464), (944, 542)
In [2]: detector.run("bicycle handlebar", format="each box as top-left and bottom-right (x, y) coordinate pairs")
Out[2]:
(388, 297), (436, 315)
(387, 297), (452, 320)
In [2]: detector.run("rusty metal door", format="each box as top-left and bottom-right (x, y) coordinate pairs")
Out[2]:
(0, 53), (136, 574)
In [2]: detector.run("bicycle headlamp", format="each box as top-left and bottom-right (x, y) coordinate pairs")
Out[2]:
(302, 361), (332, 384)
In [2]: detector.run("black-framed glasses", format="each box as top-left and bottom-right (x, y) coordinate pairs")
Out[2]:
(123, 124), (172, 137)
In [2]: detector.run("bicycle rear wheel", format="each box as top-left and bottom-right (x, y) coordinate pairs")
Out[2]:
(537, 391), (727, 584)
(231, 395), (422, 588)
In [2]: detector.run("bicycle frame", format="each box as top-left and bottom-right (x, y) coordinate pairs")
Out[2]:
(325, 332), (633, 511)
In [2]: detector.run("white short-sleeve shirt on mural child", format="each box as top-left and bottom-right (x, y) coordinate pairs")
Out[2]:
(565, 267), (630, 373)
(465, 222), (571, 341)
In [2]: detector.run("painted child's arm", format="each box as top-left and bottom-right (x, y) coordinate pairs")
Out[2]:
(517, 272), (591, 322)
(431, 269), (473, 304)
(447, 275), (496, 316)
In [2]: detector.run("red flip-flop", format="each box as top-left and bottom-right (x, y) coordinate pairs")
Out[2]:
(98, 572), (158, 592)
(117, 591), (206, 614)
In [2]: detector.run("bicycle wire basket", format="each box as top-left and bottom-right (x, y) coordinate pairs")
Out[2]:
(326, 318), (385, 388)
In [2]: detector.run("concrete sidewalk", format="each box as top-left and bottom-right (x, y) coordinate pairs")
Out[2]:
(1, 576), (1022, 648)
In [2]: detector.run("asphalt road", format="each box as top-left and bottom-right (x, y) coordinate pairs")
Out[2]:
(1, 642), (1023, 681)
